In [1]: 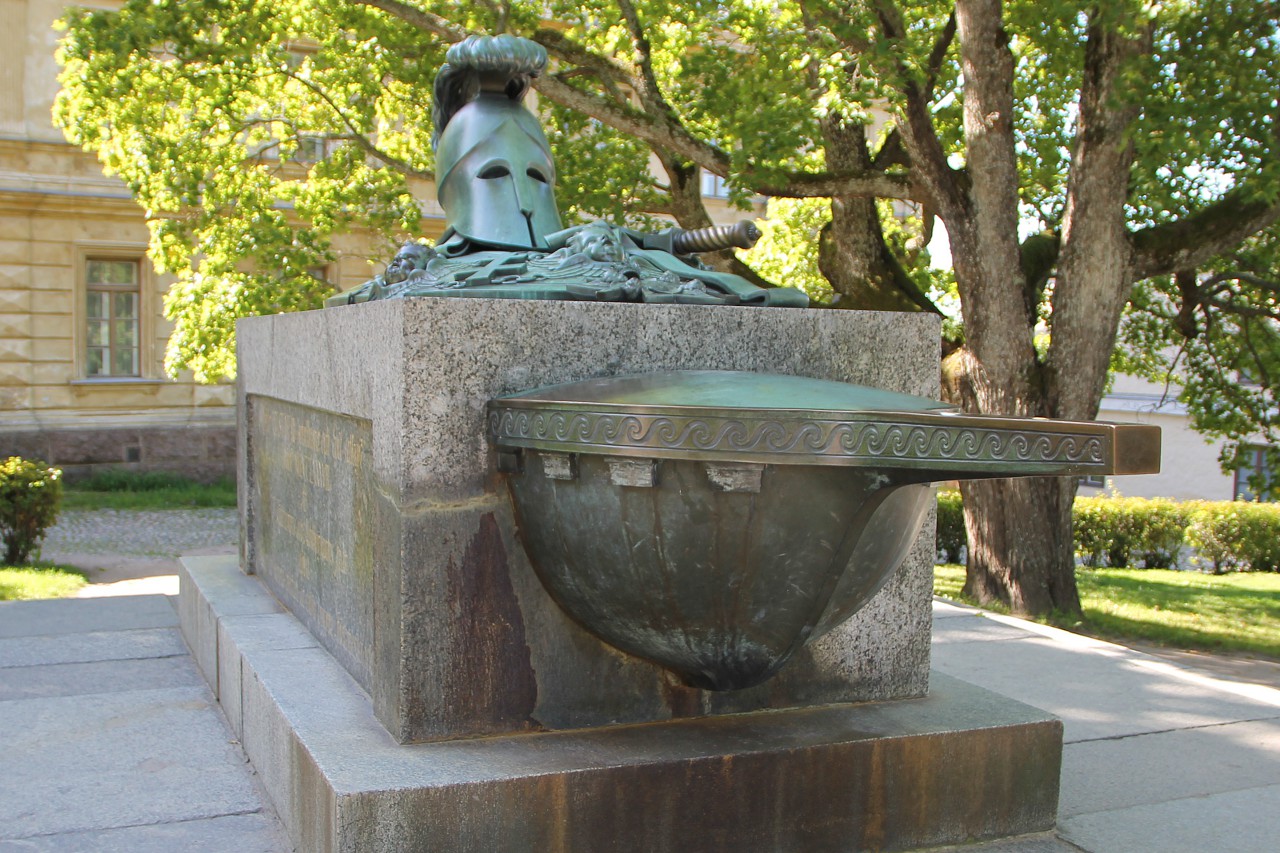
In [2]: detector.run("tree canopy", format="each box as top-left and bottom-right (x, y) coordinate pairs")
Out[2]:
(56, 0), (1280, 612)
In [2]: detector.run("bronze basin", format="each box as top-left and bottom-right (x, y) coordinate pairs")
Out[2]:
(488, 371), (1159, 690)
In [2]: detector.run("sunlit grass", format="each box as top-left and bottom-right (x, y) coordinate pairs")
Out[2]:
(0, 563), (88, 601)
(62, 472), (236, 510)
(934, 563), (1280, 659)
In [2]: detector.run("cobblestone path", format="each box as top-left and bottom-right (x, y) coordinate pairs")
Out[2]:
(43, 508), (238, 557)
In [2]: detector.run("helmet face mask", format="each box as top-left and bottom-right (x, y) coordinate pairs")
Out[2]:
(436, 94), (562, 249)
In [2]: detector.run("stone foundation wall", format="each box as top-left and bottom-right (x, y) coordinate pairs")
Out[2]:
(3, 425), (236, 483)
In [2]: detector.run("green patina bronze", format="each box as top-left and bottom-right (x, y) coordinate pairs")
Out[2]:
(488, 370), (1162, 690)
(326, 35), (807, 309)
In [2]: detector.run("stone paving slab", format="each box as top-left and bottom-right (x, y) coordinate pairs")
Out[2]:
(931, 613), (1042, 644)
(0, 595), (177, 638)
(0, 655), (205, 702)
(0, 685), (267, 840)
(1059, 717), (1280, 818)
(931, 619), (1280, 743)
(925, 833), (1081, 852)
(0, 813), (285, 853)
(0, 627), (187, 668)
(1058, 783), (1280, 853)
(0, 593), (288, 851)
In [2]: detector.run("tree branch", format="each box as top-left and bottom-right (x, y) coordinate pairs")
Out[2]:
(1130, 190), (1280, 280)
(533, 26), (634, 88)
(924, 12), (957, 100)
(347, 0), (469, 41)
(615, 0), (671, 114)
(351, 0), (923, 201)
(869, 0), (967, 217)
(753, 170), (919, 200)
(533, 73), (730, 171)
(1201, 297), (1280, 321)
(280, 68), (433, 180)
(1201, 270), (1280, 296)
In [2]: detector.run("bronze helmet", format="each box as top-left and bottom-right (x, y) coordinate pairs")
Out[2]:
(432, 36), (562, 250)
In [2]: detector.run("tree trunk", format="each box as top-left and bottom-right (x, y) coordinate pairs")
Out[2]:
(960, 477), (1080, 615)
(820, 117), (935, 312)
(947, 0), (1078, 615)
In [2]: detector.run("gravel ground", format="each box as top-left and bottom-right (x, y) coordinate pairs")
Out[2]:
(42, 508), (239, 558)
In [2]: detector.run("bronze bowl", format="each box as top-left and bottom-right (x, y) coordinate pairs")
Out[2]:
(488, 371), (1158, 690)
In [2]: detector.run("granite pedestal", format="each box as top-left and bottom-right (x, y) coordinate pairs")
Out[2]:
(179, 299), (1063, 851)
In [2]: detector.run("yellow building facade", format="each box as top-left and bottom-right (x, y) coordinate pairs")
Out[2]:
(2, 0), (242, 479)
(0, 1), (435, 479)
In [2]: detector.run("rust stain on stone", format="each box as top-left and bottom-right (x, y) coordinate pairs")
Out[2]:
(659, 670), (703, 718)
(442, 512), (540, 732)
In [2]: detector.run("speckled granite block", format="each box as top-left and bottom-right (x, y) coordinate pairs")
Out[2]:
(237, 300), (941, 743)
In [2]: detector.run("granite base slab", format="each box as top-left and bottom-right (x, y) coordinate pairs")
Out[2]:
(180, 555), (1062, 853)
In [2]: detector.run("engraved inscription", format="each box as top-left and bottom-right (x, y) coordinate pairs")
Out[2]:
(250, 397), (376, 687)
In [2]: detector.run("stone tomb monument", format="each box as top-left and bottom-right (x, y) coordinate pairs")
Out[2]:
(176, 34), (1156, 853)
(181, 300), (1064, 852)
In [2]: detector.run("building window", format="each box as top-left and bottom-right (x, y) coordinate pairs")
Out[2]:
(1233, 444), (1277, 502)
(700, 170), (731, 200)
(295, 134), (329, 163)
(1079, 474), (1106, 489)
(85, 258), (141, 378)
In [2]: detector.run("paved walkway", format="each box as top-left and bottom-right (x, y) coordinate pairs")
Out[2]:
(3, 510), (1279, 851)
(930, 601), (1280, 852)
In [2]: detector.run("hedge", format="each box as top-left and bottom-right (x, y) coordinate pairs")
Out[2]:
(936, 490), (1280, 572)
(936, 490), (966, 563)
(1186, 502), (1280, 573)
(0, 457), (64, 564)
(1074, 497), (1189, 569)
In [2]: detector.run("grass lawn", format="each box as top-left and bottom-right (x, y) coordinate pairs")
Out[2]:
(935, 563), (1280, 659)
(62, 473), (236, 511)
(0, 563), (88, 601)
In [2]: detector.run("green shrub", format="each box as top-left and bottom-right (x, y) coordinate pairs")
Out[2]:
(1074, 496), (1190, 568)
(940, 491), (1276, 573)
(936, 489), (966, 563)
(1186, 502), (1280, 573)
(1130, 498), (1194, 568)
(0, 457), (64, 564)
(1073, 497), (1131, 567)
(62, 469), (236, 510)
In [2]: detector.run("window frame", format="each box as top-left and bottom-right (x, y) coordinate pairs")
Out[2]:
(1233, 444), (1277, 502)
(75, 244), (152, 382)
(700, 169), (731, 200)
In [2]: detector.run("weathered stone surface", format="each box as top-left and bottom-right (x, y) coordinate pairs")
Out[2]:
(247, 398), (375, 690)
(179, 555), (283, 695)
(237, 300), (941, 742)
(4, 425), (235, 482)
(0, 656), (204, 702)
(218, 612), (319, 740)
(184, 555), (1062, 853)
(0, 626), (186, 668)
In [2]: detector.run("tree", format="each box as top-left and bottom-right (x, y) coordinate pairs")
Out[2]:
(55, 0), (1280, 614)
(1121, 230), (1280, 500)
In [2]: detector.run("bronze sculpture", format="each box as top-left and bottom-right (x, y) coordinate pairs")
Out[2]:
(326, 35), (807, 308)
